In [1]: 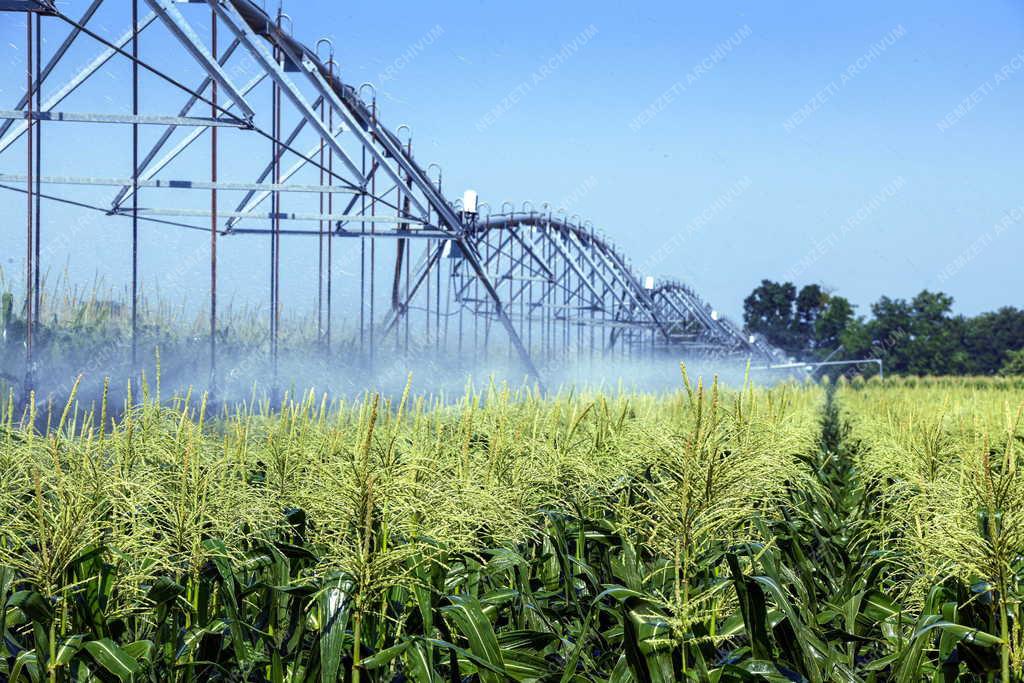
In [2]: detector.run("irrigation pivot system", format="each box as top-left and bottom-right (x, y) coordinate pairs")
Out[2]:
(2, 0), (777, 395)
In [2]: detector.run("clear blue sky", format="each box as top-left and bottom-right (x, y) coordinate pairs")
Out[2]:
(2, 0), (1022, 322)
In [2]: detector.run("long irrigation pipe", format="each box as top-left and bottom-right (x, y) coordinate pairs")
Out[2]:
(750, 359), (884, 379)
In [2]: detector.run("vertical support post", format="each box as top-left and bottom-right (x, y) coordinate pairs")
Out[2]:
(33, 12), (41, 332)
(24, 11), (34, 400)
(482, 228), (490, 361)
(543, 217), (551, 362)
(472, 234), (479, 363)
(326, 60), (334, 353)
(369, 97), (377, 370)
(360, 145), (366, 356)
(562, 229), (569, 359)
(518, 229), (524, 361)
(404, 234), (410, 354)
(435, 230), (442, 355)
(589, 228), (596, 367)
(577, 239), (584, 365)
(270, 17), (281, 404)
(131, 0), (140, 371)
(510, 230), (517, 364)
(403, 139), (412, 356)
(457, 263), (463, 356)
(434, 172), (442, 356)
(601, 243), (609, 359)
(317, 93), (325, 348)
(425, 237), (432, 347)
(209, 5), (218, 395)
(527, 219), (534, 359)
(443, 254), (452, 356)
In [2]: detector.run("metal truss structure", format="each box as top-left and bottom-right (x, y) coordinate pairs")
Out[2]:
(2, 0), (778, 395)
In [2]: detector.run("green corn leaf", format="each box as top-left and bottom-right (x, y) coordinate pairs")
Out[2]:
(726, 554), (772, 661)
(496, 629), (559, 651)
(54, 634), (86, 666)
(31, 622), (49, 671)
(202, 538), (255, 664)
(419, 636), (514, 680)
(500, 647), (555, 680)
(317, 576), (353, 683)
(10, 649), (40, 683)
(559, 606), (598, 683)
(861, 589), (902, 625)
(599, 585), (673, 683)
(402, 639), (440, 683)
(359, 640), (409, 669)
(145, 577), (185, 607)
(910, 621), (1002, 648)
(6, 591), (51, 624)
(608, 654), (631, 683)
(175, 618), (228, 662)
(83, 638), (142, 681)
(122, 640), (155, 666)
(440, 595), (506, 683)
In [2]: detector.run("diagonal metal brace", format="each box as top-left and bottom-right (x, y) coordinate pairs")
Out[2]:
(208, 0), (365, 185)
(144, 0), (256, 122)
(0, 11), (160, 157)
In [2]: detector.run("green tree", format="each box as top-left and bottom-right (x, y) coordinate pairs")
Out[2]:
(740, 281), (1023, 376)
(841, 291), (967, 376)
(744, 280), (854, 358)
(794, 283), (827, 344)
(812, 294), (855, 356)
(905, 290), (968, 374)
(1001, 348), (1024, 376)
(964, 307), (1024, 374)
(744, 280), (800, 354)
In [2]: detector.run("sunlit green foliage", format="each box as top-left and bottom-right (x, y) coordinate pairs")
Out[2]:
(0, 373), (1021, 681)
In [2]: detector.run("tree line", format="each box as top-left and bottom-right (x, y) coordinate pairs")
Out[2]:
(743, 280), (1024, 376)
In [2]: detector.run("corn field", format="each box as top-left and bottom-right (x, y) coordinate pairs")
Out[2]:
(0, 372), (1022, 681)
